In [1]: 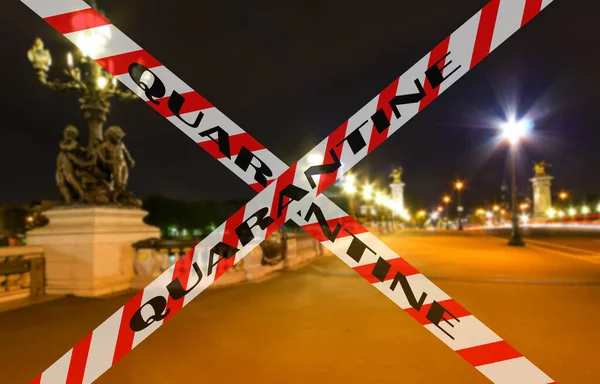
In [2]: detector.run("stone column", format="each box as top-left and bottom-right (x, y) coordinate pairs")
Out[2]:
(27, 206), (160, 297)
(530, 175), (553, 220)
(389, 182), (405, 217)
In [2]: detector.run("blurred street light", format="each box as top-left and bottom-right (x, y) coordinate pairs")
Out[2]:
(559, 191), (569, 201)
(307, 153), (323, 166)
(568, 207), (576, 216)
(375, 191), (385, 206)
(500, 117), (531, 144)
(442, 195), (451, 228)
(499, 117), (531, 247)
(343, 174), (357, 194)
(362, 184), (373, 201)
(342, 174), (357, 217)
(581, 206), (590, 215)
(454, 180), (464, 231)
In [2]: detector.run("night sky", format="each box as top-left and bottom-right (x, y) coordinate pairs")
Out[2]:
(1, 0), (599, 210)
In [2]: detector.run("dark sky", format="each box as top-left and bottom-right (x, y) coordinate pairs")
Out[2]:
(1, 0), (599, 210)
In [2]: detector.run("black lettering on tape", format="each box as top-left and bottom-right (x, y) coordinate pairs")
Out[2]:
(304, 203), (342, 242)
(335, 120), (369, 154)
(235, 207), (275, 246)
(389, 79), (427, 119)
(128, 63), (166, 104)
(371, 256), (391, 282)
(344, 228), (376, 263)
(199, 126), (232, 159)
(425, 300), (460, 340)
(130, 296), (170, 332)
(207, 241), (239, 276)
(389, 270), (427, 311)
(277, 184), (309, 218)
(304, 148), (342, 189)
(234, 147), (274, 188)
(424, 51), (461, 90)
(168, 91), (205, 128)
(166, 262), (203, 301)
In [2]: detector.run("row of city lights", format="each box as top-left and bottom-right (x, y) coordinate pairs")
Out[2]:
(342, 174), (467, 223)
(547, 203), (600, 219)
(341, 174), (411, 220)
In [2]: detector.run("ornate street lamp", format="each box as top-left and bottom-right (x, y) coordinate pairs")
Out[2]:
(25, 3), (142, 207)
(27, 38), (137, 153)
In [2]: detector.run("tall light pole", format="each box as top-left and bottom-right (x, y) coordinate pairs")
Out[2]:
(442, 195), (451, 229)
(454, 181), (464, 230)
(362, 183), (373, 223)
(342, 174), (358, 217)
(500, 117), (530, 246)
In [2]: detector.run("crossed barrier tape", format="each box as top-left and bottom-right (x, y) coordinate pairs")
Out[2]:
(20, 0), (557, 383)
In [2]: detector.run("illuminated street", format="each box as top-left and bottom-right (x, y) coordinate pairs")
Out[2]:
(1, 231), (599, 383)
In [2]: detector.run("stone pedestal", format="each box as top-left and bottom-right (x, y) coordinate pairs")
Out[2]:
(389, 182), (405, 217)
(27, 207), (160, 297)
(530, 175), (553, 220)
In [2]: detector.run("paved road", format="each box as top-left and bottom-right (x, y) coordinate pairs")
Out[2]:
(471, 226), (600, 261)
(1, 232), (599, 383)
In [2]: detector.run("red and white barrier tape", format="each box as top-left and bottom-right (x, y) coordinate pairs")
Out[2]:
(21, 0), (556, 383)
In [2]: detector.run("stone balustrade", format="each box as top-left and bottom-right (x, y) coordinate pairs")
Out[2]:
(0, 232), (329, 305)
(131, 233), (326, 290)
(0, 246), (45, 304)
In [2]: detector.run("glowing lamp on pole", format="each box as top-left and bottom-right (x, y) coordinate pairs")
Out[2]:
(499, 117), (532, 246)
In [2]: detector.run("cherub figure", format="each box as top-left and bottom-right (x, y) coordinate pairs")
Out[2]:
(98, 126), (135, 203)
(56, 125), (94, 204)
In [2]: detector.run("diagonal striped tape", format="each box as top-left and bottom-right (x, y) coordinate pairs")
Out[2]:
(20, 0), (556, 383)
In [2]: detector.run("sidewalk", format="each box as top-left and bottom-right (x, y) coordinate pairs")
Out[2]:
(1, 234), (598, 383)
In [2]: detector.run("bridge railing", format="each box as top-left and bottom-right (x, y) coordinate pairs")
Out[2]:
(0, 246), (45, 304)
(131, 232), (325, 289)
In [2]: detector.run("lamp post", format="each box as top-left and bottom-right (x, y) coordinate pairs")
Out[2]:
(442, 195), (451, 228)
(500, 118), (530, 246)
(27, 36), (138, 153)
(362, 183), (373, 224)
(454, 181), (464, 230)
(342, 174), (358, 217)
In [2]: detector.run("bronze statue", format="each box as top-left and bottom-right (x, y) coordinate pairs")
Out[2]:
(98, 126), (136, 204)
(533, 161), (551, 176)
(389, 167), (403, 183)
(56, 125), (93, 204)
(54, 124), (141, 208)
